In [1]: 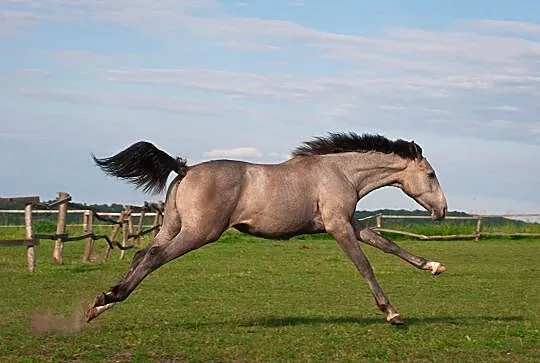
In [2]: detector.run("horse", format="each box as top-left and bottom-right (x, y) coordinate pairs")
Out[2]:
(86, 132), (447, 325)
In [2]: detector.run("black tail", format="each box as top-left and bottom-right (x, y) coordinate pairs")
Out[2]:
(92, 141), (188, 194)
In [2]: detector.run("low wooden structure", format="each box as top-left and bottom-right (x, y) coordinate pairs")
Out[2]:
(367, 213), (540, 240)
(0, 196), (40, 272)
(0, 194), (163, 271)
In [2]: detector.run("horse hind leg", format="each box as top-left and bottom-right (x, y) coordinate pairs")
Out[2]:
(86, 227), (223, 322)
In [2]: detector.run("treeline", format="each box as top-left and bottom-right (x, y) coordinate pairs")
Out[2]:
(354, 210), (533, 228)
(0, 201), (125, 212)
(0, 203), (536, 229)
(0, 202), (126, 225)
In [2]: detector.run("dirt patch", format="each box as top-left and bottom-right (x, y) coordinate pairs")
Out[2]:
(29, 305), (86, 334)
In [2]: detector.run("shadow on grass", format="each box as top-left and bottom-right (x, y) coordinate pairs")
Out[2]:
(69, 264), (104, 274)
(176, 314), (524, 330)
(240, 314), (524, 328)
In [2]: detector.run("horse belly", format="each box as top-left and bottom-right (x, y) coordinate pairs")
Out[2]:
(232, 213), (324, 240)
(229, 163), (323, 239)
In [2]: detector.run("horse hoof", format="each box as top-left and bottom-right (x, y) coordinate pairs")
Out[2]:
(85, 307), (98, 323)
(425, 262), (446, 276)
(432, 263), (446, 275)
(388, 315), (405, 325)
(85, 302), (115, 323)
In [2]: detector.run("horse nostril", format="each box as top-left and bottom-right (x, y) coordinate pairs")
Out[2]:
(442, 206), (447, 218)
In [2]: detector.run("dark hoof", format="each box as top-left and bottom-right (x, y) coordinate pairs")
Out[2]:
(389, 315), (405, 325)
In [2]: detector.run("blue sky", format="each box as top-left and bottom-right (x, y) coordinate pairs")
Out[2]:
(1, 0), (540, 215)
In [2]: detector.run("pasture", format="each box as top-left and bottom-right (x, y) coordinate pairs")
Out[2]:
(0, 231), (538, 362)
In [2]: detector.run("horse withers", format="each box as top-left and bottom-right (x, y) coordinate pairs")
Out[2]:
(86, 133), (447, 325)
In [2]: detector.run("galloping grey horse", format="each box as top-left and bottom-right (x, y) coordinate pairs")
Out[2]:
(86, 133), (447, 325)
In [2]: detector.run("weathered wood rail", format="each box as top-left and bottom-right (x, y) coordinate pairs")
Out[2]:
(0, 194), (163, 271)
(364, 213), (540, 240)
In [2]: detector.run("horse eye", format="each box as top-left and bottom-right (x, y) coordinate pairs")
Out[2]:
(428, 172), (436, 178)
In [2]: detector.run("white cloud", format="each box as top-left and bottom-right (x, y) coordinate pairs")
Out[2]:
(448, 194), (540, 215)
(4, 1), (540, 146)
(287, 1), (305, 7)
(470, 19), (540, 35)
(48, 50), (112, 64)
(100, 66), (540, 145)
(0, 9), (41, 34)
(22, 68), (50, 76)
(203, 147), (262, 158)
(18, 87), (253, 116)
(487, 105), (520, 112)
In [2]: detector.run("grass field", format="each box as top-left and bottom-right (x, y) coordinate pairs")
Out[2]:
(0, 231), (538, 362)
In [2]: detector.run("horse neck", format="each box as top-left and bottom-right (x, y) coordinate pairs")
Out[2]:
(327, 152), (409, 199)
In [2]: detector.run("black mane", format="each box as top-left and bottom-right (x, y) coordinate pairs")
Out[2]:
(292, 132), (422, 159)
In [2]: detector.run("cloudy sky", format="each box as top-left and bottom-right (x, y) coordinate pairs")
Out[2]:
(1, 0), (539, 215)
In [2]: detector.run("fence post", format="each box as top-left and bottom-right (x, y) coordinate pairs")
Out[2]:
(127, 209), (134, 246)
(376, 215), (382, 229)
(104, 213), (123, 260)
(152, 203), (164, 239)
(25, 203), (35, 272)
(53, 192), (69, 264)
(474, 216), (483, 241)
(120, 207), (131, 260)
(82, 210), (94, 262)
(135, 208), (146, 246)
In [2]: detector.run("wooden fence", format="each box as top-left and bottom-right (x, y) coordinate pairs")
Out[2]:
(2, 194), (538, 271)
(0, 193), (163, 272)
(0, 196), (41, 272)
(364, 213), (540, 240)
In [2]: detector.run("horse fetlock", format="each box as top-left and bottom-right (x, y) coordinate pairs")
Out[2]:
(107, 284), (131, 302)
(376, 302), (402, 323)
(91, 292), (108, 307)
(423, 261), (446, 275)
(380, 306), (404, 325)
(386, 313), (404, 325)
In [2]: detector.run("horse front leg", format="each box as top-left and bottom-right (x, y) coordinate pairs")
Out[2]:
(352, 220), (446, 275)
(326, 219), (404, 325)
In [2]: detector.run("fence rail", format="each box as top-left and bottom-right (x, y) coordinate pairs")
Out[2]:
(2, 193), (539, 273)
(367, 213), (540, 240)
(0, 210), (158, 217)
(1, 193), (164, 272)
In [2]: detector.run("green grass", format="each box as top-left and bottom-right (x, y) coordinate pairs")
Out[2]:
(0, 231), (538, 362)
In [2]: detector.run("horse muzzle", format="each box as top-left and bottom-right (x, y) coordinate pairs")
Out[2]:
(431, 206), (447, 221)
